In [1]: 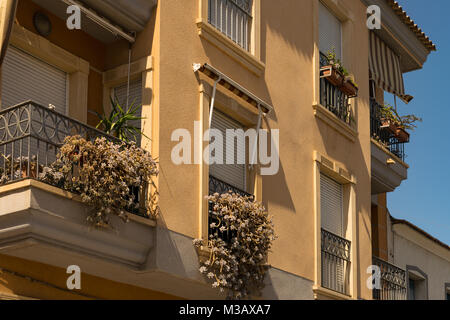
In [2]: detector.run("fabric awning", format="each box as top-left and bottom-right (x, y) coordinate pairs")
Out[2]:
(369, 31), (413, 103)
(0, 0), (17, 66)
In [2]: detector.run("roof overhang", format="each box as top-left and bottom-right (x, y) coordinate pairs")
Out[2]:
(361, 0), (436, 73)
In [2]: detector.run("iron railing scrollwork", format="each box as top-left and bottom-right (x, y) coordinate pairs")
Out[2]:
(0, 101), (146, 216)
(321, 228), (351, 295)
(319, 52), (351, 125)
(372, 256), (407, 300)
(370, 98), (406, 161)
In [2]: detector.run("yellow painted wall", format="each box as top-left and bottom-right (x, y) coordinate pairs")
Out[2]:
(1, 0), (375, 299)
(130, 0), (373, 299)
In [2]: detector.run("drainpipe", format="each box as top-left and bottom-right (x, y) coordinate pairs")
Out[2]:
(0, 0), (18, 66)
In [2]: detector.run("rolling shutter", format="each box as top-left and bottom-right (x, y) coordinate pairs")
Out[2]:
(319, 2), (342, 60)
(113, 79), (143, 145)
(320, 173), (343, 237)
(1, 46), (67, 114)
(210, 110), (246, 191)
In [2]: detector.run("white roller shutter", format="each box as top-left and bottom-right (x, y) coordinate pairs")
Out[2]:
(319, 2), (342, 60)
(1, 46), (67, 114)
(320, 173), (343, 237)
(210, 110), (246, 191)
(113, 79), (143, 145)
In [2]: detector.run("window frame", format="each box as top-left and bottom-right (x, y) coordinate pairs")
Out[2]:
(313, 151), (357, 299)
(405, 265), (429, 300)
(208, 0), (253, 51)
(198, 80), (261, 242)
(197, 0), (264, 76)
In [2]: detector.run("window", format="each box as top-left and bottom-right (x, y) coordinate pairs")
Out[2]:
(406, 268), (428, 300)
(321, 173), (344, 237)
(209, 109), (246, 193)
(320, 173), (351, 295)
(319, 2), (342, 59)
(113, 79), (143, 145)
(1, 46), (67, 113)
(208, 0), (253, 50)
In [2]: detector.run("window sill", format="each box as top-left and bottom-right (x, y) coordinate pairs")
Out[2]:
(196, 19), (265, 76)
(312, 104), (358, 143)
(313, 285), (353, 300)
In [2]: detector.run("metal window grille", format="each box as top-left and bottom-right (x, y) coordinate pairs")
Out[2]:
(208, 0), (252, 50)
(321, 228), (351, 295)
(372, 257), (407, 300)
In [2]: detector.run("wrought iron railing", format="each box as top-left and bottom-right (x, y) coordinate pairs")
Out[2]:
(370, 98), (406, 161)
(372, 257), (407, 300)
(208, 175), (253, 242)
(0, 101), (146, 216)
(319, 52), (351, 124)
(321, 228), (351, 295)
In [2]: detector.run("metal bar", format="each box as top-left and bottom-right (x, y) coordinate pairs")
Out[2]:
(209, 76), (221, 128)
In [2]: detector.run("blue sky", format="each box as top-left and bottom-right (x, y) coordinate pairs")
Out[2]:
(384, 0), (450, 245)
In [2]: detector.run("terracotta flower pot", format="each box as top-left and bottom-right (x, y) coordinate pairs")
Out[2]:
(320, 65), (344, 87)
(380, 119), (410, 143)
(340, 79), (358, 97)
(394, 127), (410, 143)
(380, 119), (398, 135)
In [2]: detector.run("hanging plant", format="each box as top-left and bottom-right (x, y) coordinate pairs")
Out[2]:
(39, 135), (159, 227)
(194, 192), (276, 300)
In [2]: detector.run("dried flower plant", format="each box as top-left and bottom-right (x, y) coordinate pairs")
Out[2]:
(194, 192), (276, 300)
(40, 135), (159, 227)
(380, 103), (422, 131)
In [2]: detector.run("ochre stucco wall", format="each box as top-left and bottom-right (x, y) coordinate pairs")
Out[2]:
(145, 0), (372, 299)
(0, 254), (181, 300)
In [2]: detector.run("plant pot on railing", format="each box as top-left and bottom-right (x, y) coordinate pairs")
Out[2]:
(380, 119), (410, 143)
(340, 79), (358, 97)
(320, 65), (345, 87)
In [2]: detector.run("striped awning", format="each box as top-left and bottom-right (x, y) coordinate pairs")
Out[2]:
(369, 31), (413, 103)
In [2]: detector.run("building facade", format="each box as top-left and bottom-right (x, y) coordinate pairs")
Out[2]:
(0, 0), (441, 300)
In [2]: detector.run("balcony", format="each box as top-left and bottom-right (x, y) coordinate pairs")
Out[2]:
(321, 229), (351, 296)
(319, 53), (352, 125)
(370, 99), (407, 161)
(0, 101), (155, 269)
(370, 99), (409, 194)
(372, 257), (407, 300)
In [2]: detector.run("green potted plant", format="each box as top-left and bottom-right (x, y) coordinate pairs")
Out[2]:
(320, 48), (346, 87)
(321, 48), (358, 97)
(90, 97), (149, 143)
